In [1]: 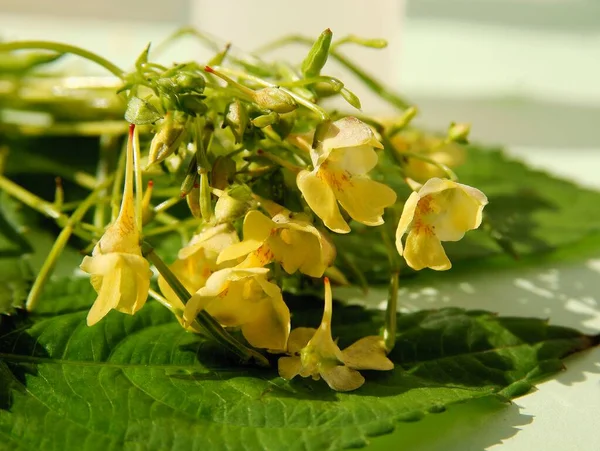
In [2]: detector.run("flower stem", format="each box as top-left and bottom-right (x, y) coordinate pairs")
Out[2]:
(256, 35), (411, 111)
(213, 66), (329, 122)
(0, 41), (125, 79)
(143, 243), (270, 367)
(383, 271), (399, 353)
(26, 178), (113, 311)
(131, 125), (144, 231)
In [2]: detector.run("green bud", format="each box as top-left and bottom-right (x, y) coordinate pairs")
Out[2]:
(147, 113), (188, 166)
(447, 122), (471, 144)
(301, 28), (333, 79)
(212, 156), (237, 190)
(179, 94), (207, 116)
(252, 112), (280, 128)
(340, 87), (362, 110)
(135, 43), (151, 69)
(186, 185), (201, 218)
(214, 185), (253, 224)
(174, 71), (205, 92)
(124, 96), (163, 125)
(271, 110), (296, 139)
(180, 155), (198, 197)
(224, 100), (249, 144)
(253, 87), (297, 113)
(199, 172), (213, 222)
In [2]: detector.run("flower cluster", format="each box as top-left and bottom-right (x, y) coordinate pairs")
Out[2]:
(77, 114), (487, 391)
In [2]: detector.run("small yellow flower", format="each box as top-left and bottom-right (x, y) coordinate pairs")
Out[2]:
(296, 117), (397, 233)
(80, 128), (152, 326)
(278, 278), (393, 391)
(158, 224), (239, 310)
(183, 267), (290, 351)
(395, 178), (488, 271)
(216, 209), (335, 277)
(392, 130), (465, 183)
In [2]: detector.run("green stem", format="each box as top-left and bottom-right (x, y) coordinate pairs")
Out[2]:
(143, 244), (269, 367)
(0, 41), (125, 79)
(383, 271), (399, 353)
(0, 175), (99, 240)
(26, 179), (112, 311)
(395, 150), (458, 181)
(214, 66), (329, 122)
(256, 35), (411, 111)
(132, 126), (144, 230)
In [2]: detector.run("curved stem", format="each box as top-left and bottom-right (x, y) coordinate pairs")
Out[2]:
(0, 41), (125, 79)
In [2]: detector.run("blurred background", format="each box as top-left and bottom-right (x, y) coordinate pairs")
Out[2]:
(1, 0), (599, 172)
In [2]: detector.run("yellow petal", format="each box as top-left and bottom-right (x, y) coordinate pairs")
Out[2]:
(278, 356), (302, 380)
(320, 365), (365, 391)
(328, 144), (379, 175)
(334, 176), (397, 226)
(241, 291), (290, 351)
(297, 170), (350, 234)
(395, 191), (420, 255)
(86, 257), (123, 326)
(243, 210), (275, 241)
(341, 336), (394, 371)
(403, 229), (451, 271)
(287, 327), (317, 354)
(321, 117), (382, 154)
(216, 239), (263, 264)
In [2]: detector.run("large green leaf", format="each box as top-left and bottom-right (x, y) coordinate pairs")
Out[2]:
(337, 146), (600, 284)
(0, 278), (596, 451)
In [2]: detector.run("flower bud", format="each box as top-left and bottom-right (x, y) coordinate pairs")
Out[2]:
(340, 88), (361, 110)
(301, 28), (333, 79)
(447, 122), (471, 144)
(147, 113), (188, 167)
(180, 155), (198, 197)
(224, 100), (248, 144)
(186, 185), (201, 218)
(174, 71), (205, 93)
(253, 87), (297, 113)
(179, 94), (207, 117)
(214, 188), (253, 224)
(212, 156), (236, 190)
(252, 112), (280, 128)
(272, 111), (296, 139)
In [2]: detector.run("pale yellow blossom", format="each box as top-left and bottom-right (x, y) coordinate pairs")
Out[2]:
(217, 209), (335, 277)
(158, 224), (239, 310)
(80, 130), (152, 326)
(391, 130), (465, 183)
(183, 267), (290, 351)
(395, 178), (488, 271)
(296, 117), (397, 233)
(278, 278), (393, 391)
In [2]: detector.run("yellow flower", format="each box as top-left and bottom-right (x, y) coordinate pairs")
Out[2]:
(158, 224), (239, 310)
(395, 178), (488, 271)
(278, 278), (393, 391)
(80, 128), (152, 326)
(182, 267), (290, 351)
(391, 130), (465, 183)
(296, 117), (397, 233)
(216, 209), (335, 277)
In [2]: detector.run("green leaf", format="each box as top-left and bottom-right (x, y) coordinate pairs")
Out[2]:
(0, 278), (595, 450)
(338, 145), (600, 284)
(124, 96), (163, 125)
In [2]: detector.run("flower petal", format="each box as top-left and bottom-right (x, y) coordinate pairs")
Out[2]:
(287, 327), (317, 354)
(297, 170), (350, 233)
(403, 229), (451, 271)
(216, 239), (263, 264)
(328, 144), (379, 175)
(240, 292), (290, 351)
(341, 336), (394, 371)
(86, 258), (123, 326)
(320, 365), (365, 391)
(395, 191), (420, 255)
(334, 176), (397, 226)
(278, 356), (302, 380)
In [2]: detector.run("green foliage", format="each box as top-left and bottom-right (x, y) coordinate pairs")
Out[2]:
(0, 278), (596, 450)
